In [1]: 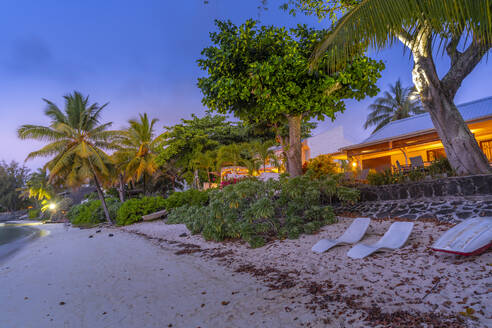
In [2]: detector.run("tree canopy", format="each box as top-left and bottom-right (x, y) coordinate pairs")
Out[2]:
(0, 161), (31, 212)
(198, 19), (384, 176)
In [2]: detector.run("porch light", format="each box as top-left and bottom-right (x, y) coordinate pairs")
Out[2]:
(352, 161), (357, 168)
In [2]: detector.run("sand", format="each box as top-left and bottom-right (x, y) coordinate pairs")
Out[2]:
(123, 218), (492, 328)
(1, 218), (490, 328)
(0, 224), (312, 328)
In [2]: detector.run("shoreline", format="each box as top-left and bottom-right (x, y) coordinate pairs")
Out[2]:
(1, 218), (490, 327)
(0, 221), (44, 263)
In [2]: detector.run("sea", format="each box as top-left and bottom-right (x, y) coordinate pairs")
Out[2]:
(0, 223), (40, 261)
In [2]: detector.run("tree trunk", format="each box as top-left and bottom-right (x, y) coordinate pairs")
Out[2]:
(286, 114), (303, 177)
(400, 27), (491, 175)
(118, 174), (125, 203)
(92, 172), (112, 224)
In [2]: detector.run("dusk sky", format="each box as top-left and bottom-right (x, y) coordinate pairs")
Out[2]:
(1, 0), (491, 170)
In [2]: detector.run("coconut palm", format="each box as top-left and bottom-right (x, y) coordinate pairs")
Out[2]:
(190, 151), (216, 183)
(364, 79), (424, 133)
(251, 140), (276, 172)
(311, 0), (492, 174)
(17, 91), (117, 223)
(113, 113), (162, 195)
(18, 168), (54, 202)
(217, 143), (245, 173)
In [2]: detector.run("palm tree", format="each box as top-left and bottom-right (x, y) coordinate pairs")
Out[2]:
(251, 140), (276, 172)
(191, 151), (216, 183)
(310, 0), (492, 175)
(18, 91), (117, 223)
(113, 113), (162, 195)
(364, 79), (424, 133)
(18, 168), (54, 202)
(217, 143), (244, 173)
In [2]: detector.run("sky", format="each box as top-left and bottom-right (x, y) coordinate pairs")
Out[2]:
(1, 0), (491, 170)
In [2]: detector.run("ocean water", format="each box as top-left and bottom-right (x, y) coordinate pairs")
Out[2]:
(0, 224), (40, 261)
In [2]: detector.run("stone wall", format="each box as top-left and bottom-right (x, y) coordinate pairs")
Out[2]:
(335, 196), (492, 223)
(358, 174), (492, 202)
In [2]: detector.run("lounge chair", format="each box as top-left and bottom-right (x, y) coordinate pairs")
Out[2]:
(432, 217), (492, 256)
(347, 221), (414, 259)
(312, 218), (371, 253)
(410, 156), (425, 169)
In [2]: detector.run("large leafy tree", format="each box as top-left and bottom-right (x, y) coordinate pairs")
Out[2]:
(155, 114), (276, 184)
(113, 113), (162, 195)
(198, 20), (384, 176)
(308, 0), (492, 174)
(17, 91), (117, 223)
(0, 161), (31, 212)
(364, 79), (424, 133)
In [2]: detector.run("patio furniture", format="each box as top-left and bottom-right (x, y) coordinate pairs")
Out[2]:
(432, 217), (492, 256)
(347, 222), (414, 259)
(312, 218), (371, 253)
(410, 156), (425, 169)
(355, 169), (370, 183)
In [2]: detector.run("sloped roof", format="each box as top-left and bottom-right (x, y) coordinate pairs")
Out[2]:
(307, 126), (356, 157)
(343, 96), (492, 150)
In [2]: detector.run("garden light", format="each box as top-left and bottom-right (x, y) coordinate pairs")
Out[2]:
(49, 203), (57, 211)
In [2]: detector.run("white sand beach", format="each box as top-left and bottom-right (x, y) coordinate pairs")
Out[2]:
(1, 218), (491, 328)
(0, 224), (312, 328)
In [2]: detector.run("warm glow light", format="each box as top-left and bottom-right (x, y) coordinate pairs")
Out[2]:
(352, 162), (357, 168)
(49, 203), (57, 210)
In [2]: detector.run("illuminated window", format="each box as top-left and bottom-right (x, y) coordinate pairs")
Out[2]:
(427, 148), (446, 162)
(480, 139), (492, 161)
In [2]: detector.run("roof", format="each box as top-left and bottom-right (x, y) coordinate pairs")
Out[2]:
(306, 126), (356, 157)
(343, 96), (492, 150)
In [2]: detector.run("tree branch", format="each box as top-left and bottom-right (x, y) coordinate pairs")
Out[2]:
(445, 34), (462, 67)
(441, 39), (491, 99)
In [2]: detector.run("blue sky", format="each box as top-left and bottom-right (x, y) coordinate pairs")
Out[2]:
(1, 0), (491, 170)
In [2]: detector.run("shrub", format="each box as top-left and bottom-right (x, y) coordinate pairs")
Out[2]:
(164, 189), (209, 210)
(302, 155), (338, 178)
(28, 209), (40, 219)
(167, 175), (358, 248)
(68, 198), (120, 226)
(116, 196), (167, 226)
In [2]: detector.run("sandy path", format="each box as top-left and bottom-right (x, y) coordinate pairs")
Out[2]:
(0, 224), (314, 328)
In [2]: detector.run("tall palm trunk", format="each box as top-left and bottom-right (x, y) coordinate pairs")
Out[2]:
(118, 174), (125, 203)
(402, 27), (491, 175)
(92, 172), (112, 224)
(287, 114), (303, 177)
(88, 160), (112, 224)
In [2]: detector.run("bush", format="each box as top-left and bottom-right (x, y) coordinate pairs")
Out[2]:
(28, 209), (40, 219)
(68, 198), (120, 226)
(302, 155), (338, 178)
(164, 189), (209, 210)
(116, 196), (167, 226)
(167, 175), (358, 248)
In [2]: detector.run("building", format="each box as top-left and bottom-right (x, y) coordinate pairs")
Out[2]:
(338, 96), (492, 171)
(271, 125), (357, 164)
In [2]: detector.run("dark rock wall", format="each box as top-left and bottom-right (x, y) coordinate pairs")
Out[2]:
(358, 174), (492, 202)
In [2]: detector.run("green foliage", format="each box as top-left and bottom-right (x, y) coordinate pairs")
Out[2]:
(367, 159), (455, 186)
(0, 160), (31, 212)
(69, 198), (120, 226)
(198, 19), (383, 132)
(364, 79), (424, 133)
(164, 189), (210, 210)
(155, 114), (276, 184)
(116, 196), (167, 226)
(428, 158), (454, 177)
(28, 209), (40, 219)
(302, 155), (338, 178)
(167, 175), (358, 248)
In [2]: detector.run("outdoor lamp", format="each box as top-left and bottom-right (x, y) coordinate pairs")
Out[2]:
(49, 203), (57, 211)
(352, 161), (357, 168)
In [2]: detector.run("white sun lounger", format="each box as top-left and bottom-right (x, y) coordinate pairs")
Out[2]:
(432, 217), (492, 256)
(311, 218), (371, 253)
(347, 221), (414, 259)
